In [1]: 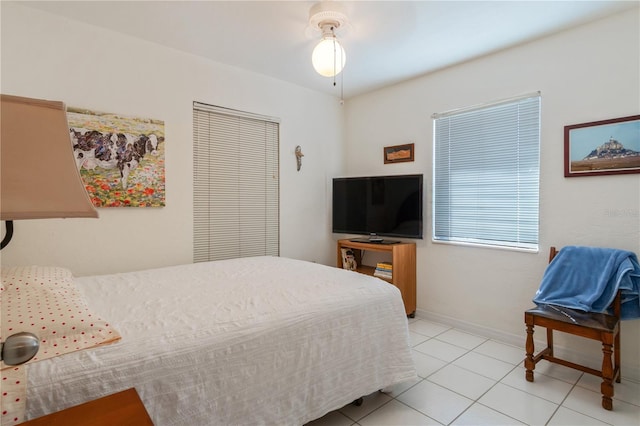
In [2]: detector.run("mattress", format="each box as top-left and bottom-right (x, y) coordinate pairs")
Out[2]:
(25, 256), (416, 425)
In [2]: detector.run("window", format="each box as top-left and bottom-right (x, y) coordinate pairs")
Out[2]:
(193, 102), (279, 262)
(432, 93), (540, 250)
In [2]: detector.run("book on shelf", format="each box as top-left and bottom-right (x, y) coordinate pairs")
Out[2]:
(374, 271), (392, 278)
(374, 270), (392, 279)
(376, 262), (392, 271)
(374, 262), (392, 279)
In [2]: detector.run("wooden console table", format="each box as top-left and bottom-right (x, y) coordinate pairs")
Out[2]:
(21, 388), (153, 426)
(337, 239), (416, 317)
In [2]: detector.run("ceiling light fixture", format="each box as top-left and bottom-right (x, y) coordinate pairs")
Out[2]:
(309, 1), (348, 78)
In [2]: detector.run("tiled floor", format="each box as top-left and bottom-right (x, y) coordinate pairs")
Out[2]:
(307, 317), (640, 426)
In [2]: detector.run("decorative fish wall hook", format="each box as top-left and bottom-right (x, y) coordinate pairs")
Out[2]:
(295, 145), (304, 171)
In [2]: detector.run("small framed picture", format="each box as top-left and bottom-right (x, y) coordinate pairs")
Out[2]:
(564, 115), (640, 177)
(384, 143), (414, 164)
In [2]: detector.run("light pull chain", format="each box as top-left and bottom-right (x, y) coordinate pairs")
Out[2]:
(339, 33), (344, 104)
(331, 25), (344, 104)
(332, 26), (337, 87)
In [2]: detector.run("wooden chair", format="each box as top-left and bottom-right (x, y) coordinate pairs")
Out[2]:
(524, 246), (621, 410)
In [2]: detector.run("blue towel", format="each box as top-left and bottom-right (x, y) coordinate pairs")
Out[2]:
(533, 246), (640, 320)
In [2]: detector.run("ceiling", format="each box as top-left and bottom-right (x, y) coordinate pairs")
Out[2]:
(20, 1), (638, 99)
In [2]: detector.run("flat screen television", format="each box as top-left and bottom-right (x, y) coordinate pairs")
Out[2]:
(332, 174), (423, 241)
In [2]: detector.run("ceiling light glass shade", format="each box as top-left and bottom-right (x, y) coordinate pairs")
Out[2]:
(0, 95), (98, 220)
(312, 36), (346, 77)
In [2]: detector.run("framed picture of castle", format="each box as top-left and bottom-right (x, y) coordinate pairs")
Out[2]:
(565, 115), (640, 177)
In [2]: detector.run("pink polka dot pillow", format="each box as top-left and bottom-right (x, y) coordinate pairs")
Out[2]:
(1, 266), (121, 369)
(1, 365), (26, 425)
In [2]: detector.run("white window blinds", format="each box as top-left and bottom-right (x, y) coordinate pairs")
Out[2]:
(433, 93), (540, 250)
(193, 102), (279, 262)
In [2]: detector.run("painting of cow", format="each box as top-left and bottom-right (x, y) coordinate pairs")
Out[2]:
(67, 107), (165, 207)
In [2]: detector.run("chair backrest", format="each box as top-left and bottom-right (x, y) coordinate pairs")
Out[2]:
(548, 246), (621, 318)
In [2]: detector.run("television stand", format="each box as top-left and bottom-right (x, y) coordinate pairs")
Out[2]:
(337, 239), (416, 317)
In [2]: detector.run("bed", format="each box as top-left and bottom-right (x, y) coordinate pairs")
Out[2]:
(1, 256), (416, 425)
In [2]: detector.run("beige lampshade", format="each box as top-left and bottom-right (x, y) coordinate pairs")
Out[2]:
(1, 94), (98, 220)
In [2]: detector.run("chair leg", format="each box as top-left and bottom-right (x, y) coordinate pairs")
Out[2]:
(525, 323), (535, 382)
(546, 328), (554, 357)
(615, 331), (621, 383)
(601, 339), (614, 411)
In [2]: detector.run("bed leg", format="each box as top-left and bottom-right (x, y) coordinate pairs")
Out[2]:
(352, 397), (363, 406)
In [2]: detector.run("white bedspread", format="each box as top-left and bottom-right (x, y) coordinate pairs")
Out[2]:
(25, 256), (416, 425)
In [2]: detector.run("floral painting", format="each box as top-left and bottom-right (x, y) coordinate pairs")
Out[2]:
(67, 107), (165, 207)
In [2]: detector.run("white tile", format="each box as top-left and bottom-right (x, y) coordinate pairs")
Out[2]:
(397, 380), (473, 425)
(409, 331), (430, 347)
(359, 399), (441, 426)
(474, 340), (525, 365)
(414, 338), (469, 363)
(411, 350), (448, 378)
(302, 319), (639, 425)
(339, 391), (392, 422)
(574, 371), (604, 393)
(305, 410), (356, 426)
(428, 364), (496, 400)
(479, 383), (558, 425)
(547, 407), (609, 426)
(453, 351), (517, 381)
(501, 367), (573, 404)
(409, 319), (451, 337)
(381, 376), (421, 397)
(435, 329), (487, 350)
(451, 403), (525, 425)
(576, 373), (640, 406)
(614, 379), (640, 407)
(563, 385), (640, 426)
(525, 360), (583, 384)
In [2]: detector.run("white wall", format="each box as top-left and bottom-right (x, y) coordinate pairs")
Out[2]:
(345, 8), (640, 379)
(2, 2), (639, 380)
(0, 2), (345, 275)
